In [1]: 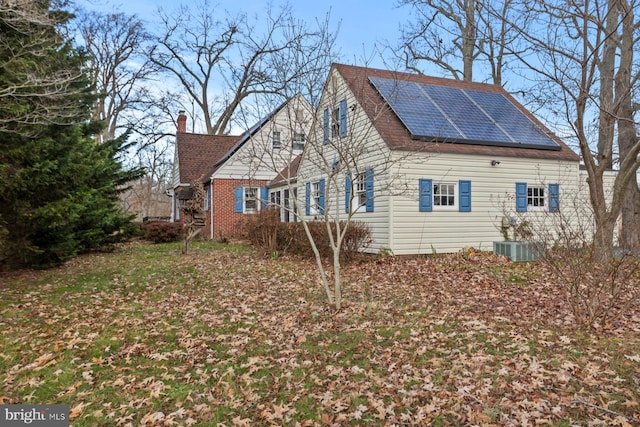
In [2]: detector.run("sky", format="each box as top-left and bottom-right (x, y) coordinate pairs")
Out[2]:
(74, 0), (409, 69)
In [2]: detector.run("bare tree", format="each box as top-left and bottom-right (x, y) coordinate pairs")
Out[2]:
(120, 136), (173, 220)
(613, 0), (640, 250)
(148, 0), (338, 135)
(394, 0), (527, 85)
(75, 10), (156, 143)
(507, 0), (640, 262)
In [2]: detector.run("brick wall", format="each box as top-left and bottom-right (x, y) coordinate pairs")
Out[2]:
(210, 178), (268, 239)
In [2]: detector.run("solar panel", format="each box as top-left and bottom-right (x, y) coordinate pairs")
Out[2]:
(369, 77), (560, 151)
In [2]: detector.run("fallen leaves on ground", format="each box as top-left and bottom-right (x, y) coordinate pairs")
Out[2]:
(1, 240), (639, 426)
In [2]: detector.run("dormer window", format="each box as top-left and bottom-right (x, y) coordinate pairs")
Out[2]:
(272, 131), (281, 150)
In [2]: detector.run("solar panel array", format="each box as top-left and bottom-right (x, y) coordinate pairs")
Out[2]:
(369, 77), (560, 151)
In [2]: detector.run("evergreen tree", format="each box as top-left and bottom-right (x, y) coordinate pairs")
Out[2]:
(0, 1), (143, 268)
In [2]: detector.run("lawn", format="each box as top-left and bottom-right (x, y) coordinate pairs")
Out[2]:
(1, 240), (639, 426)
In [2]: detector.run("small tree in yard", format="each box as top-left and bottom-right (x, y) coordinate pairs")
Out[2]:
(180, 182), (206, 255)
(244, 70), (411, 310)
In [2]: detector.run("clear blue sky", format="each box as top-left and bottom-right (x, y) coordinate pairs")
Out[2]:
(74, 0), (408, 68)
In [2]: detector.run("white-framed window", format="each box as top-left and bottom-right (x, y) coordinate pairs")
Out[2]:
(311, 181), (321, 212)
(284, 188), (297, 222)
(354, 173), (367, 210)
(433, 182), (456, 209)
(527, 186), (545, 209)
(292, 132), (305, 151)
(516, 182), (558, 213)
(244, 187), (258, 213)
(270, 190), (281, 207)
(269, 188), (297, 222)
(272, 131), (281, 150)
(331, 106), (340, 138)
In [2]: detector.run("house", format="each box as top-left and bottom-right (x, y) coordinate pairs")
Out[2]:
(295, 63), (585, 255)
(171, 94), (312, 238)
(170, 116), (240, 225)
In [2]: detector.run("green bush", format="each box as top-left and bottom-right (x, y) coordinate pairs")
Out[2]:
(140, 221), (183, 243)
(244, 209), (371, 262)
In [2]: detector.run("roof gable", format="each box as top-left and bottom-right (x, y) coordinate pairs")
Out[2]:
(332, 63), (579, 162)
(212, 95), (306, 172)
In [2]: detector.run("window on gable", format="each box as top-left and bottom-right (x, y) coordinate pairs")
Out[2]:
(272, 131), (281, 150)
(331, 106), (340, 138)
(292, 132), (305, 151)
(433, 183), (456, 208)
(329, 98), (347, 139)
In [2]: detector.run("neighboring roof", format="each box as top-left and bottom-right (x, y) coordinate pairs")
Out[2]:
(175, 133), (240, 185)
(269, 154), (301, 187)
(333, 63), (580, 162)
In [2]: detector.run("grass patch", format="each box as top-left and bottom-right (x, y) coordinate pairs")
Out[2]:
(1, 241), (639, 425)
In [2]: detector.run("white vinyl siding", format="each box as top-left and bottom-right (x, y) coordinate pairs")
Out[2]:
(213, 95), (313, 181)
(297, 68), (391, 252)
(389, 152), (580, 255)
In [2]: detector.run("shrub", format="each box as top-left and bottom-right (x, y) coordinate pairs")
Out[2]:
(140, 221), (182, 243)
(244, 210), (371, 262)
(543, 247), (640, 330)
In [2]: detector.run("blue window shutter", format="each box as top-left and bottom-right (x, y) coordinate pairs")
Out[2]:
(318, 178), (326, 215)
(419, 179), (432, 212)
(516, 182), (527, 212)
(323, 108), (329, 145)
(365, 168), (374, 212)
(305, 182), (311, 215)
(345, 174), (351, 213)
(339, 98), (347, 137)
(549, 183), (559, 212)
(234, 186), (244, 213)
(459, 180), (471, 212)
(260, 186), (268, 209)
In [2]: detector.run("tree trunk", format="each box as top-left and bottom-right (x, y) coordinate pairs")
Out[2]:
(592, 212), (616, 264)
(462, 0), (476, 81)
(615, 0), (640, 250)
(597, 0), (617, 170)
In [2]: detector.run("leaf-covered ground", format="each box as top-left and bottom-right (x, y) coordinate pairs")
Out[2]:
(1, 240), (639, 426)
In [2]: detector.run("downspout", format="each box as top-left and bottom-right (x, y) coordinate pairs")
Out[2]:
(209, 177), (214, 239)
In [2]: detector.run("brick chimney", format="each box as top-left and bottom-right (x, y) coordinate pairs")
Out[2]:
(177, 110), (187, 133)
